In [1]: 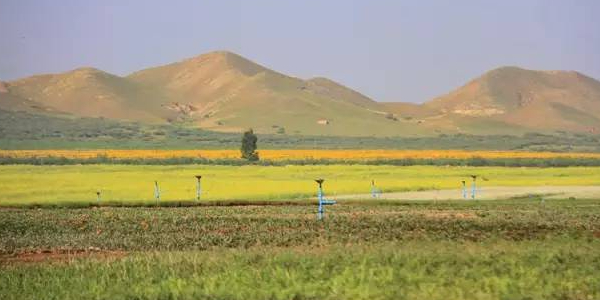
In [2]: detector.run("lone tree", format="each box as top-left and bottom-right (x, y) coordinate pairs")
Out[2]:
(240, 129), (259, 161)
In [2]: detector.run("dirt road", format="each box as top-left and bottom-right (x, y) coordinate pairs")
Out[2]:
(332, 186), (600, 201)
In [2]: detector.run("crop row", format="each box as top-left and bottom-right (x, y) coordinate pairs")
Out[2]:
(1, 199), (599, 254)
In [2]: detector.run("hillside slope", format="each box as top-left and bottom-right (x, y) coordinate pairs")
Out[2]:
(4, 68), (169, 121)
(0, 81), (57, 114)
(423, 67), (600, 133)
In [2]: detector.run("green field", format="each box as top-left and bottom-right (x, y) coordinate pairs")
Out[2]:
(1, 200), (600, 299)
(1, 165), (600, 206)
(4, 110), (600, 152)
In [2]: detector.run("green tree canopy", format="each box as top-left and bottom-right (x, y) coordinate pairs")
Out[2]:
(240, 129), (259, 161)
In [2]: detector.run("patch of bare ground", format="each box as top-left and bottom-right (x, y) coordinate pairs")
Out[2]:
(0, 248), (127, 265)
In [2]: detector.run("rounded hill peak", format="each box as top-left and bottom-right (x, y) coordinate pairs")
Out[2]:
(182, 50), (269, 77)
(484, 66), (530, 77)
(65, 67), (119, 80)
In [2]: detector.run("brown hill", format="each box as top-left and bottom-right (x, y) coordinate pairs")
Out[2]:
(3, 53), (600, 136)
(3, 51), (425, 136)
(5, 68), (170, 121)
(127, 51), (426, 135)
(423, 66), (600, 133)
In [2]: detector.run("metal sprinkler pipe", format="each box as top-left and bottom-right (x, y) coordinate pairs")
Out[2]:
(371, 180), (376, 198)
(316, 179), (324, 220)
(315, 179), (335, 220)
(470, 175), (477, 199)
(461, 181), (467, 199)
(195, 175), (202, 202)
(154, 181), (161, 205)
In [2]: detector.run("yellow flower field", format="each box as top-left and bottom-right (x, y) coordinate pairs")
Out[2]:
(1, 165), (600, 206)
(1, 149), (600, 160)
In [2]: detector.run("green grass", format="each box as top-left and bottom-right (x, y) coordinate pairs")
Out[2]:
(1, 165), (600, 206)
(2, 241), (599, 300)
(5, 156), (600, 167)
(1, 199), (600, 299)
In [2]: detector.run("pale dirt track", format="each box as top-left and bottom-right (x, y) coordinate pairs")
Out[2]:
(331, 186), (600, 201)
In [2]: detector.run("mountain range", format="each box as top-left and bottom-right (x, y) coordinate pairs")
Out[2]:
(1, 51), (599, 136)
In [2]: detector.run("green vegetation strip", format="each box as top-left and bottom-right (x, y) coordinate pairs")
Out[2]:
(3, 110), (600, 152)
(4, 156), (600, 167)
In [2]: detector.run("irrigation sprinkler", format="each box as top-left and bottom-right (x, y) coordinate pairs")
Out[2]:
(195, 175), (202, 202)
(96, 190), (101, 204)
(371, 180), (382, 198)
(315, 179), (336, 220)
(461, 181), (467, 199)
(154, 181), (161, 204)
(470, 175), (478, 199)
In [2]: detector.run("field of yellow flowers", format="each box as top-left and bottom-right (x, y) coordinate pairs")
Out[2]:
(1, 164), (600, 206)
(2, 149), (600, 160)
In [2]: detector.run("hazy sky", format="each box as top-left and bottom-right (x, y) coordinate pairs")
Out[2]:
(1, 0), (599, 103)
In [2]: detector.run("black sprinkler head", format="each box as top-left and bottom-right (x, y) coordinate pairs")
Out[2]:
(195, 175), (202, 179)
(315, 179), (325, 186)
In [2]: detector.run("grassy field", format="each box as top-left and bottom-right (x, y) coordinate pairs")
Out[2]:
(4, 110), (600, 152)
(1, 165), (600, 206)
(1, 200), (599, 299)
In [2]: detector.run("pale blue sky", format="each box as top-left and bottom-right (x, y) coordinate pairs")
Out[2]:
(1, 0), (598, 103)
